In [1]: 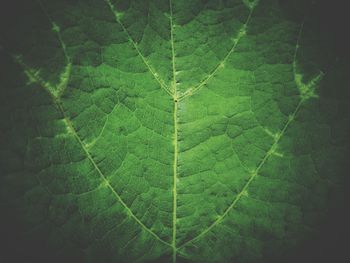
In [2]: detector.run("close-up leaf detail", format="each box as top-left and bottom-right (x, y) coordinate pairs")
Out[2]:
(0, 0), (349, 262)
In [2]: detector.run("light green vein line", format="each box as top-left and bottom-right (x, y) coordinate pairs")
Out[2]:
(170, 0), (179, 261)
(170, 0), (177, 98)
(57, 103), (171, 247)
(14, 59), (172, 248)
(172, 101), (179, 263)
(36, 0), (72, 98)
(36, 0), (70, 62)
(178, 1), (259, 101)
(292, 21), (324, 100)
(105, 0), (173, 97)
(14, 55), (57, 96)
(178, 98), (304, 250)
(85, 102), (120, 150)
(178, 20), (320, 250)
(292, 21), (304, 75)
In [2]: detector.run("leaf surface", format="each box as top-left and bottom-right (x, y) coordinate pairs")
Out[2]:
(0, 0), (349, 262)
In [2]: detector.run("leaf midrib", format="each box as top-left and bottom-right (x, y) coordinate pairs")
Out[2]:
(169, 0), (179, 262)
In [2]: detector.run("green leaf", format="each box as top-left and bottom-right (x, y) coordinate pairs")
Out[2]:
(0, 0), (349, 262)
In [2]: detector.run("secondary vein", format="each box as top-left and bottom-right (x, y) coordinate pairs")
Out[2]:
(178, 20), (322, 250)
(14, 58), (172, 248)
(57, 102), (171, 247)
(105, 0), (173, 97)
(178, 2), (258, 101)
(178, 98), (304, 249)
(36, 0), (72, 98)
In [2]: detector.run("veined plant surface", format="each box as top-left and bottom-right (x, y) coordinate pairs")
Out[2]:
(0, 0), (349, 262)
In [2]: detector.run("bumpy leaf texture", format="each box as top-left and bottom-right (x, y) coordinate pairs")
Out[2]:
(0, 0), (349, 262)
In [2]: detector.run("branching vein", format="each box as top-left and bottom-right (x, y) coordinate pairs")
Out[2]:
(37, 0), (72, 98)
(10, 0), (327, 260)
(178, 21), (323, 250)
(14, 58), (172, 248)
(105, 0), (172, 96)
(178, 1), (259, 101)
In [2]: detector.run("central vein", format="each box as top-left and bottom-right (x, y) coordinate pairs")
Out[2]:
(172, 99), (178, 262)
(169, 0), (178, 262)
